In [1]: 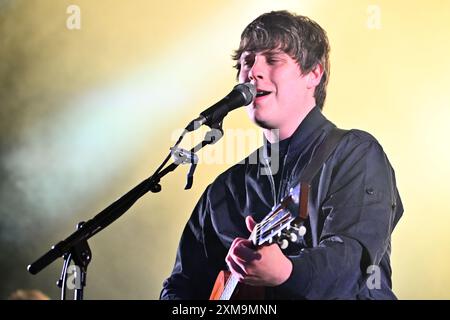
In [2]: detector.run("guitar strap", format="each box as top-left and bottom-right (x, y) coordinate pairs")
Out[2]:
(293, 127), (348, 246)
(299, 127), (348, 184)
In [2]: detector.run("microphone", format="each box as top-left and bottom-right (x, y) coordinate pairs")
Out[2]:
(185, 82), (256, 131)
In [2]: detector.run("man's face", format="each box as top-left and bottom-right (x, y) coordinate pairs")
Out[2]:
(238, 50), (311, 131)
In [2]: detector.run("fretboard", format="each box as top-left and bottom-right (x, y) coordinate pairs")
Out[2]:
(219, 273), (239, 300)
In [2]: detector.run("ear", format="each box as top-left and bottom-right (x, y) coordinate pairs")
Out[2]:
(306, 63), (324, 89)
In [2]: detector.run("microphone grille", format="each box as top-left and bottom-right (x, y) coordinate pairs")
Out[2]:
(234, 82), (256, 105)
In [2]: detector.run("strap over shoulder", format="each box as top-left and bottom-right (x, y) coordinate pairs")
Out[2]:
(299, 128), (348, 184)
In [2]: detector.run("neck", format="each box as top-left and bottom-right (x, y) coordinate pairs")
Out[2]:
(263, 103), (316, 143)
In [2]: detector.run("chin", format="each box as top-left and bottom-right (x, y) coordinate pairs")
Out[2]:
(247, 104), (279, 129)
(254, 119), (272, 129)
(252, 115), (279, 130)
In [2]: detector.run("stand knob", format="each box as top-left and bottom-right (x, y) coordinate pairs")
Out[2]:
(150, 183), (162, 193)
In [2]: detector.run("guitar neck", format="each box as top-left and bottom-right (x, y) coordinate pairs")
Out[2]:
(218, 228), (259, 300)
(219, 273), (239, 300)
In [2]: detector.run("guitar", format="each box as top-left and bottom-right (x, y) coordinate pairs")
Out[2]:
(209, 181), (310, 300)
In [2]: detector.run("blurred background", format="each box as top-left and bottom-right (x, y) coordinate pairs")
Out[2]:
(0, 0), (449, 299)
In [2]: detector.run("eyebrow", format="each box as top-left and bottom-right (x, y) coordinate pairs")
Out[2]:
(240, 50), (285, 61)
(262, 51), (286, 60)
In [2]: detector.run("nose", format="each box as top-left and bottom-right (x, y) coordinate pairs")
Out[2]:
(248, 55), (265, 81)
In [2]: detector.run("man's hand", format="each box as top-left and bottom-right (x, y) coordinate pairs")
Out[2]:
(225, 215), (293, 287)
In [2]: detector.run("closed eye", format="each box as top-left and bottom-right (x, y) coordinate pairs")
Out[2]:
(243, 56), (255, 68)
(264, 52), (285, 65)
(266, 58), (280, 65)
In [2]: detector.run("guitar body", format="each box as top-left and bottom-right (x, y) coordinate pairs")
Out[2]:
(209, 271), (265, 300)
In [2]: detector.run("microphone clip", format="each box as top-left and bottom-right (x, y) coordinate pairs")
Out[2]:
(173, 119), (225, 190)
(170, 147), (199, 165)
(204, 121), (224, 145)
(170, 147), (199, 190)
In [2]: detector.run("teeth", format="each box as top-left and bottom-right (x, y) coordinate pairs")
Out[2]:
(256, 90), (270, 97)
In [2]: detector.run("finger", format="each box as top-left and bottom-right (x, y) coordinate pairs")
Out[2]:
(226, 254), (246, 280)
(229, 249), (250, 275)
(228, 237), (246, 254)
(234, 238), (254, 249)
(245, 215), (257, 232)
(241, 275), (263, 286)
(233, 242), (260, 262)
(229, 237), (241, 250)
(226, 238), (248, 269)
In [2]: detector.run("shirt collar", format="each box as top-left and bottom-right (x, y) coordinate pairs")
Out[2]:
(262, 106), (335, 163)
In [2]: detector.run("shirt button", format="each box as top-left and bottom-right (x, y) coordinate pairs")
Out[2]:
(366, 187), (375, 195)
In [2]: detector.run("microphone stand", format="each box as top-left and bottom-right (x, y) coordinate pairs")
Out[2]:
(27, 120), (224, 300)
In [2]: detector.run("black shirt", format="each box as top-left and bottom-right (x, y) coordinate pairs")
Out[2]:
(160, 107), (403, 299)
(265, 135), (292, 203)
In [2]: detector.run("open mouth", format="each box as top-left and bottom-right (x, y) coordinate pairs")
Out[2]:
(256, 90), (271, 97)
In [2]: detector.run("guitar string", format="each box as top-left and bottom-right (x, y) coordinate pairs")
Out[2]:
(255, 207), (286, 232)
(256, 208), (290, 234)
(255, 193), (298, 232)
(258, 215), (292, 240)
